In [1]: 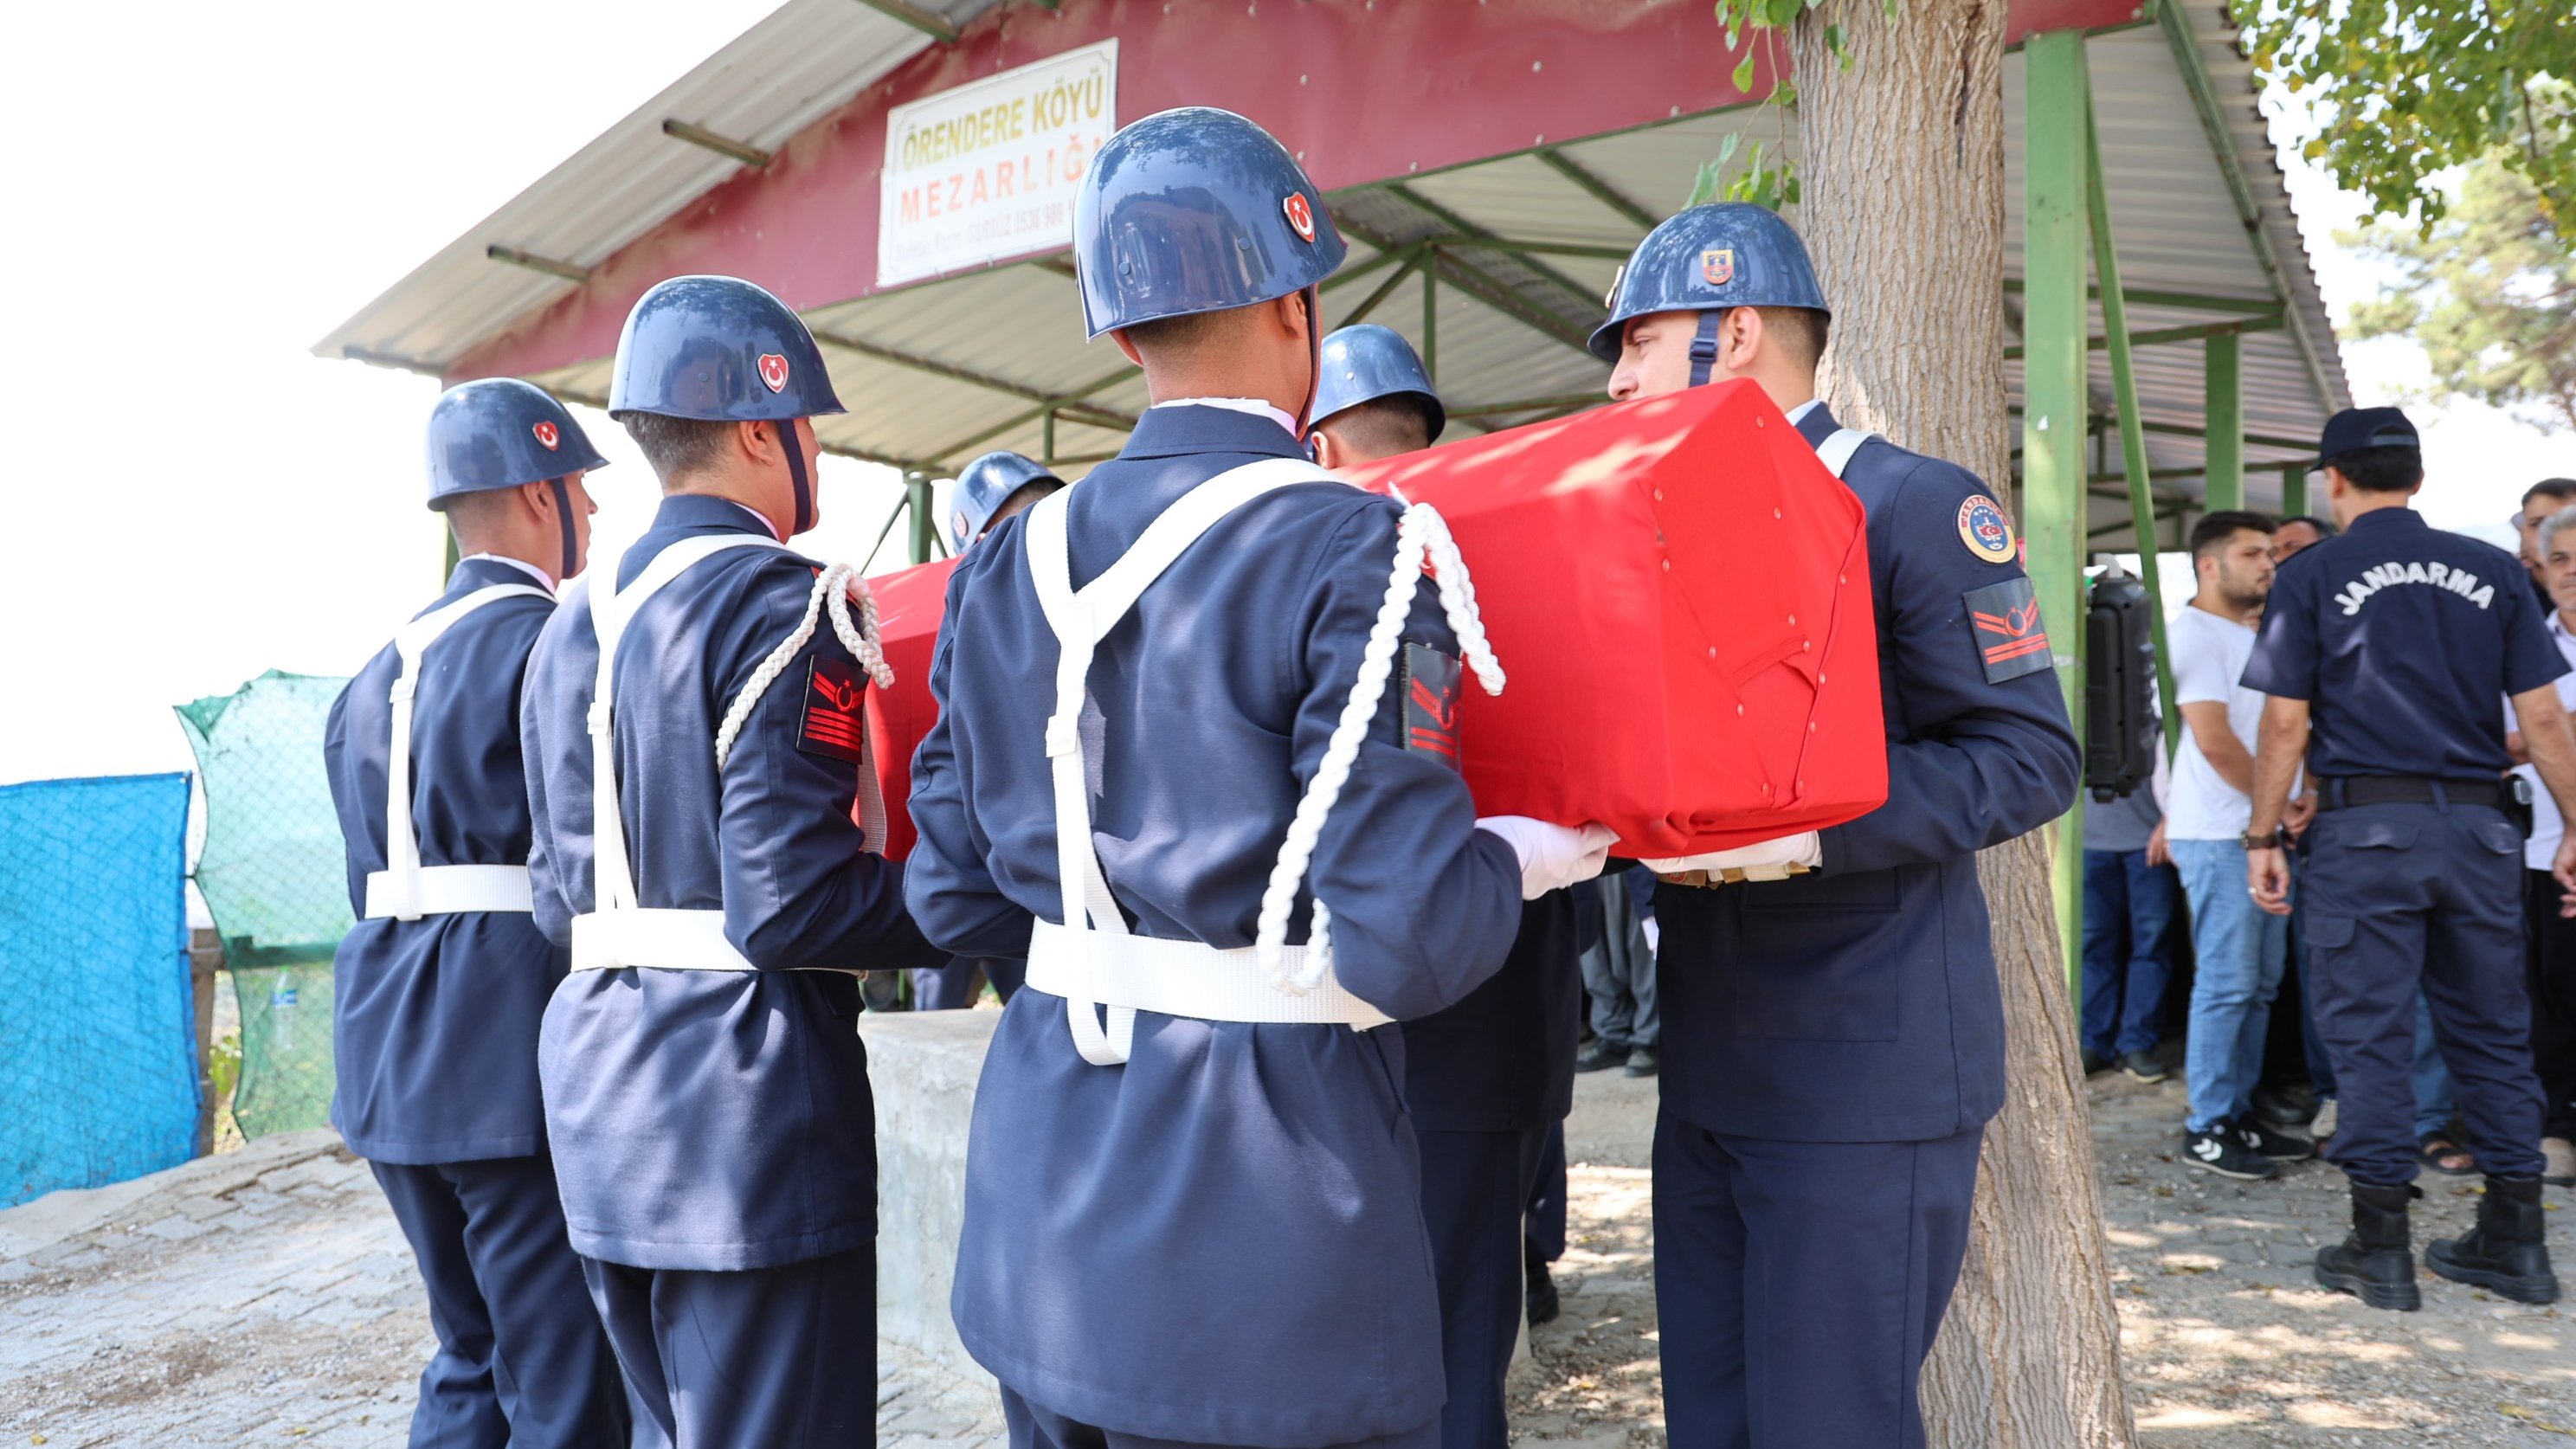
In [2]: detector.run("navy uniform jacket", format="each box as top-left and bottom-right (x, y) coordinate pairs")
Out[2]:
(520, 493), (938, 1272)
(1657, 404), (2081, 1143)
(323, 557), (561, 1164)
(1403, 892), (1581, 1133)
(2243, 507), (2566, 775)
(905, 404), (1525, 1445)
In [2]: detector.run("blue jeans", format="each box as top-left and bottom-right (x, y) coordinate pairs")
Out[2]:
(2081, 848), (2183, 1057)
(2174, 838), (2291, 1133)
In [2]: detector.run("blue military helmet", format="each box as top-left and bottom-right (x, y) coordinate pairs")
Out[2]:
(1589, 203), (1830, 385)
(609, 274), (845, 535)
(1073, 107), (1348, 339)
(1311, 325), (1446, 441)
(425, 377), (606, 578)
(949, 451), (1064, 553)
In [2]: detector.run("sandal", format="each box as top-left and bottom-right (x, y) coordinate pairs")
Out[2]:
(2417, 1135), (2477, 1176)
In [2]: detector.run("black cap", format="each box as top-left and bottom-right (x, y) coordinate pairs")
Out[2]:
(2315, 406), (2420, 467)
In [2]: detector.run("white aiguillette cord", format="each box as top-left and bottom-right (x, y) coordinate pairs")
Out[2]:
(1252, 499), (1505, 994)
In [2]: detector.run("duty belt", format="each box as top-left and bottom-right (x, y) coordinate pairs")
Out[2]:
(2317, 776), (2506, 810)
(1658, 862), (1813, 889)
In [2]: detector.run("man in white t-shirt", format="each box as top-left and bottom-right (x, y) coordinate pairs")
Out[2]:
(2167, 511), (2317, 1179)
(2510, 506), (2576, 1186)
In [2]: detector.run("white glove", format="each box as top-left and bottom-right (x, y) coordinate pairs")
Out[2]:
(1640, 830), (1822, 882)
(1475, 817), (1620, 901)
(1640, 917), (1660, 956)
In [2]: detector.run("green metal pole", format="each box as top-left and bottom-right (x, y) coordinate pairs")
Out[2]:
(2281, 461), (2308, 519)
(1420, 252), (1439, 385)
(905, 471), (933, 565)
(2087, 112), (2182, 765)
(2204, 331), (2244, 511)
(1042, 406), (1058, 467)
(2022, 29), (2092, 988)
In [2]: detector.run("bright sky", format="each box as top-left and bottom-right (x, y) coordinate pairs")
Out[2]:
(0, 6), (2563, 787)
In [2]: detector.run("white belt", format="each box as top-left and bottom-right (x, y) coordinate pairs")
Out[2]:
(364, 864), (532, 919)
(570, 907), (754, 973)
(1024, 918), (1394, 1029)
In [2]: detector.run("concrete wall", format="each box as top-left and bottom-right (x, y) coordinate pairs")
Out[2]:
(862, 1008), (1001, 1389)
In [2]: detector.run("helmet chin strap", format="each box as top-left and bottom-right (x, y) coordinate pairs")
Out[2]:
(1688, 308), (1726, 388)
(547, 477), (576, 580)
(1294, 287), (1323, 437)
(784, 422), (815, 537)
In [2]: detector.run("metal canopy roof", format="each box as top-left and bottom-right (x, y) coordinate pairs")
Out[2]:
(322, 0), (2347, 551)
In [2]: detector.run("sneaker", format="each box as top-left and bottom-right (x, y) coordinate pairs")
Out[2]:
(1575, 1041), (1627, 1074)
(2082, 1048), (2114, 1077)
(2120, 1050), (2169, 1085)
(2312, 1098), (2338, 1140)
(2183, 1121), (2280, 1180)
(1624, 1046), (1660, 1078)
(2234, 1117), (2317, 1162)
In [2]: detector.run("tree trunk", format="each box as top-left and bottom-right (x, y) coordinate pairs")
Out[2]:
(1791, 4), (2140, 1446)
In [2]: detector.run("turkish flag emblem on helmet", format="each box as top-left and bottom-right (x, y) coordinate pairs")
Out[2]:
(1283, 193), (1317, 244)
(531, 420), (561, 451)
(758, 353), (791, 393)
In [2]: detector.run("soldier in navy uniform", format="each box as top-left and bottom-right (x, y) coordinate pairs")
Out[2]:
(322, 377), (627, 1448)
(1595, 204), (2082, 1447)
(905, 108), (1614, 1449)
(2244, 407), (2573, 1310)
(912, 450), (1066, 1011)
(519, 275), (941, 1444)
(1308, 321), (1585, 1449)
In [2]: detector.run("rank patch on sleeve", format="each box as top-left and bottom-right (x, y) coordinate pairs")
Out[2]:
(797, 656), (869, 763)
(1399, 643), (1464, 768)
(1963, 576), (2053, 683)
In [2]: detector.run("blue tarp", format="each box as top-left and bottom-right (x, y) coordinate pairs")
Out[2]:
(0, 772), (196, 1207)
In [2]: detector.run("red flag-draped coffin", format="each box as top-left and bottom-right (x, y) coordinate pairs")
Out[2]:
(857, 378), (1884, 859)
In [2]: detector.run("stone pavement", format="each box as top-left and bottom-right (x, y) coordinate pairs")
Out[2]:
(0, 1130), (1003, 1447)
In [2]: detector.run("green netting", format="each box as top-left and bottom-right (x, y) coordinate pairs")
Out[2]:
(177, 670), (353, 1138)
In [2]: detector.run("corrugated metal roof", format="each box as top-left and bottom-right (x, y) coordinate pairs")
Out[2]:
(331, 0), (2348, 551)
(311, 0), (1000, 373)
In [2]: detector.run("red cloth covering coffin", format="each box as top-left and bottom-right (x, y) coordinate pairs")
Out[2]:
(857, 377), (1884, 859)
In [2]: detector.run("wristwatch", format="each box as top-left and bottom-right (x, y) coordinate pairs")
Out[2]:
(2238, 826), (2287, 850)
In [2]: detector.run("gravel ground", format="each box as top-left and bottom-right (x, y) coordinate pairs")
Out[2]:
(4, 1053), (2567, 1446)
(1508, 1066), (2576, 1446)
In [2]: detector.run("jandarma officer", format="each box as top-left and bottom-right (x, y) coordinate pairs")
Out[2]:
(518, 274), (942, 1441)
(320, 378), (627, 1447)
(904, 107), (1613, 1449)
(1597, 203), (2081, 1448)
(1309, 322), (1587, 1449)
(2243, 406), (2576, 1311)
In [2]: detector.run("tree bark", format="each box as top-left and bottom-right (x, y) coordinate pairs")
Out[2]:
(1792, 4), (2139, 1446)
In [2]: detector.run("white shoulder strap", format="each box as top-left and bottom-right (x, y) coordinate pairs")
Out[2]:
(376, 583), (552, 922)
(1816, 427), (1876, 480)
(587, 534), (788, 914)
(1023, 456), (1336, 1063)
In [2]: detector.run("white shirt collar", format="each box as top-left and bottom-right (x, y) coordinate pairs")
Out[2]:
(724, 499), (785, 539)
(459, 552), (557, 594)
(1150, 396), (1302, 440)
(2551, 607), (2576, 650)
(1784, 398), (1822, 425)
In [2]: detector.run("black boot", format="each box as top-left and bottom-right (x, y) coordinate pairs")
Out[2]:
(2428, 1176), (2560, 1304)
(2315, 1182), (2420, 1311)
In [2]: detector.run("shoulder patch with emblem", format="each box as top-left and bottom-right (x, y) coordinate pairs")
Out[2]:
(1397, 642), (1464, 768)
(1963, 576), (2052, 683)
(1956, 493), (2017, 564)
(796, 655), (868, 763)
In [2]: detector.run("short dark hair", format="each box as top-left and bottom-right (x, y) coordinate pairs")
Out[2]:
(2328, 445), (2425, 493)
(2277, 513), (2337, 538)
(2189, 509), (2276, 562)
(435, 485), (521, 547)
(2524, 478), (2576, 509)
(1317, 395), (1438, 460)
(619, 412), (736, 487)
(1752, 306), (1828, 371)
(1121, 306), (1249, 365)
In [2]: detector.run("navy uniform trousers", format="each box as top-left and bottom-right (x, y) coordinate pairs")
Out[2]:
(583, 1247), (876, 1449)
(370, 1157), (628, 1448)
(2301, 797), (2547, 1185)
(911, 954), (1027, 1009)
